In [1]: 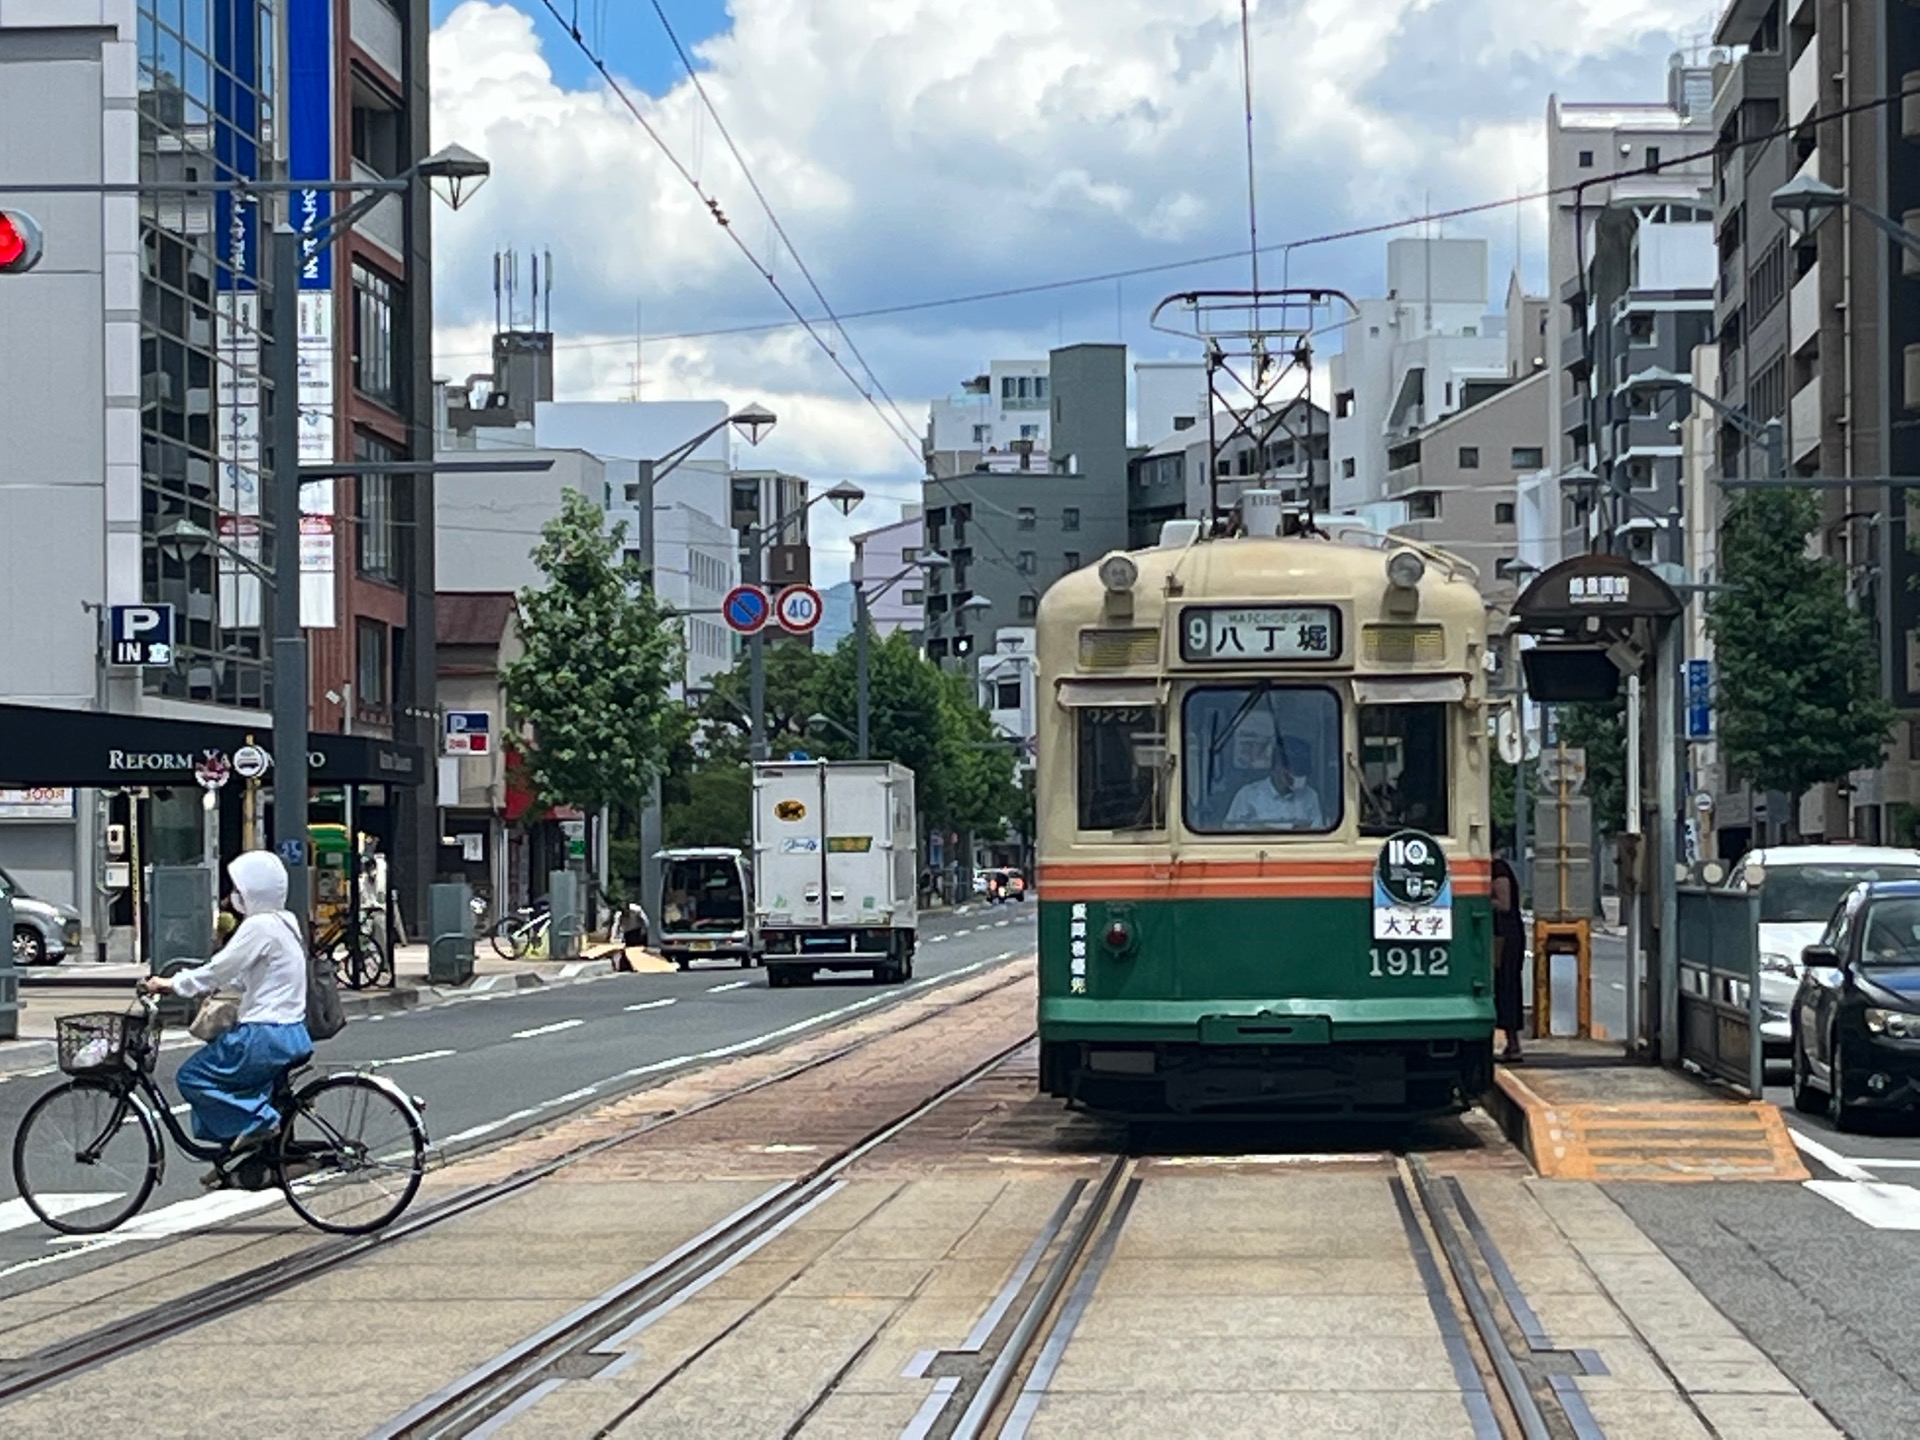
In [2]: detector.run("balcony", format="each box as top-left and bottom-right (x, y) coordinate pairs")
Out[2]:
(350, 0), (404, 79)
(1788, 43), (1820, 129)
(350, 161), (404, 258)
(1788, 258), (1822, 354)
(1560, 325), (1591, 375)
(1383, 459), (1425, 500)
(1789, 376), (1822, 464)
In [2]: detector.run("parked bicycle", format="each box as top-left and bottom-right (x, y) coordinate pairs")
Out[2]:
(489, 897), (552, 960)
(10, 995), (428, 1236)
(312, 908), (393, 991)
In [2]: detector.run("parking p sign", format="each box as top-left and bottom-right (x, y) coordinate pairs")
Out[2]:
(108, 605), (174, 667)
(444, 711), (491, 755)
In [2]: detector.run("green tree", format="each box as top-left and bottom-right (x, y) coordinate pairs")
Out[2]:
(1708, 487), (1894, 830)
(1552, 698), (1627, 836)
(690, 641), (831, 757)
(501, 490), (683, 820)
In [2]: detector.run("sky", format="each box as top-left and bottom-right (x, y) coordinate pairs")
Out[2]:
(426, 0), (1727, 586)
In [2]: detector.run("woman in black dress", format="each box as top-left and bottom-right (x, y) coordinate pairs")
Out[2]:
(1491, 856), (1526, 1062)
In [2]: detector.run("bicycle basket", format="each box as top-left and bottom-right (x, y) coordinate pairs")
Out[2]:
(56, 1011), (151, 1076)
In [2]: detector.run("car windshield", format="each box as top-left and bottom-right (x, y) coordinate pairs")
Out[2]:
(1861, 897), (1920, 967)
(0, 864), (15, 899)
(1758, 863), (1920, 923)
(662, 860), (745, 932)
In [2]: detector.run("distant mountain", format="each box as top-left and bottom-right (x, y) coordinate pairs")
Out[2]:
(813, 580), (855, 651)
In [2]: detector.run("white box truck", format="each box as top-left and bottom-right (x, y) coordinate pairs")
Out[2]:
(752, 759), (918, 986)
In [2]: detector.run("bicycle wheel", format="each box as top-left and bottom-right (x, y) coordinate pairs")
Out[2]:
(278, 1074), (426, 1234)
(359, 927), (394, 988)
(327, 935), (365, 991)
(12, 1079), (162, 1235)
(490, 917), (527, 960)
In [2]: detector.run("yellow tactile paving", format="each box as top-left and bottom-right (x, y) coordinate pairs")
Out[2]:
(1496, 1071), (1810, 1182)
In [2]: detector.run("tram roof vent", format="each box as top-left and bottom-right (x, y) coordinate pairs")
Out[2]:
(1157, 518), (1203, 549)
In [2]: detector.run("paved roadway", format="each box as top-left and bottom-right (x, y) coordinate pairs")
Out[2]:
(0, 904), (1038, 1294)
(1540, 926), (1629, 1042)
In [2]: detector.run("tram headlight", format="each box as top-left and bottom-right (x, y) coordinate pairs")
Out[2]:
(1386, 549), (1426, 590)
(1098, 553), (1139, 594)
(1102, 918), (1135, 955)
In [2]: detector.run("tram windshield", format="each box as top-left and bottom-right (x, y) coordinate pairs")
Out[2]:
(1356, 703), (1450, 836)
(1076, 704), (1167, 832)
(1182, 685), (1341, 834)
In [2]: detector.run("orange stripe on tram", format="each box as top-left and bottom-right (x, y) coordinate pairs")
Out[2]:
(1036, 858), (1490, 901)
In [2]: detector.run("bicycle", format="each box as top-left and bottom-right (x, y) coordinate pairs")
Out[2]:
(489, 900), (551, 960)
(313, 908), (393, 991)
(11, 995), (428, 1237)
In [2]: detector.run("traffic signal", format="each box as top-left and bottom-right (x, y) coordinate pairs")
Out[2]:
(952, 634), (975, 658)
(0, 210), (44, 274)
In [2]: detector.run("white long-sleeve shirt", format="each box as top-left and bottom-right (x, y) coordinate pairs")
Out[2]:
(1225, 776), (1327, 830)
(171, 912), (309, 1026)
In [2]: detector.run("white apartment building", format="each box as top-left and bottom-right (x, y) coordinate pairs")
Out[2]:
(925, 360), (1051, 474)
(433, 447), (608, 595)
(1133, 361), (1208, 446)
(977, 627), (1038, 762)
(651, 504), (736, 702)
(1329, 238), (1512, 512)
(849, 507), (928, 639)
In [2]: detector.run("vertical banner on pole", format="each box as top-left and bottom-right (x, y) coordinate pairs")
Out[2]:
(288, 0), (337, 629)
(214, 1), (263, 633)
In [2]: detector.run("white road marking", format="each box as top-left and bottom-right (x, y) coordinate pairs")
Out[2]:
(994, 920), (1010, 928)
(954, 928), (971, 936)
(0, 1194), (125, 1234)
(1840, 1157), (1920, 1169)
(0, 1190), (284, 1279)
(1790, 1128), (1876, 1183)
(624, 998), (677, 1012)
(511, 1019), (585, 1040)
(707, 980), (751, 994)
(372, 1049), (456, 1069)
(1804, 1179), (1920, 1230)
(439, 1106), (546, 1147)
(540, 1086), (600, 1108)
(930, 936), (949, 944)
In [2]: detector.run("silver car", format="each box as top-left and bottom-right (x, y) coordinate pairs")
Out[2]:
(0, 863), (83, 965)
(1726, 845), (1920, 1058)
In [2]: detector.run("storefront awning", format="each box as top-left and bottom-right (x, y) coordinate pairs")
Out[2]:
(0, 703), (426, 788)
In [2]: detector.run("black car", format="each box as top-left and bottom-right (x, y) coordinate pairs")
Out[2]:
(1791, 879), (1920, 1129)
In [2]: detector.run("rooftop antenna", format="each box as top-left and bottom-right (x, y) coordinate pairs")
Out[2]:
(530, 250), (540, 331)
(543, 247), (554, 331)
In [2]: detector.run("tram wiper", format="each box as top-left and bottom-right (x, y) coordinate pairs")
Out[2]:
(1209, 680), (1273, 761)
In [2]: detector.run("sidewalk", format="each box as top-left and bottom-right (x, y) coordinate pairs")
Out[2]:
(0, 938), (667, 1079)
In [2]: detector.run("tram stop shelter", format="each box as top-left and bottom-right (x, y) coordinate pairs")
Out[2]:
(1508, 554), (1764, 1098)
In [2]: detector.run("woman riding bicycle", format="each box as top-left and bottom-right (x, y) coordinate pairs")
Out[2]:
(139, 850), (312, 1162)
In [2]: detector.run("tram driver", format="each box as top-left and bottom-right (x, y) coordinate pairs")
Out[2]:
(1225, 735), (1327, 830)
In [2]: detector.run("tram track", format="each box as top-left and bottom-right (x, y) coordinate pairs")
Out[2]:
(0, 962), (1035, 1409)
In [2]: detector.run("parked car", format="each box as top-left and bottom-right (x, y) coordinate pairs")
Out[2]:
(0, 863), (83, 965)
(1725, 845), (1920, 1060)
(1790, 878), (1920, 1128)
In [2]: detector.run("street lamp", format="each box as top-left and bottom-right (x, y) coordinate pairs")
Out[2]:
(1623, 367), (1785, 479)
(851, 550), (948, 759)
(806, 713), (856, 745)
(742, 480), (866, 761)
(154, 516), (275, 584)
(1770, 174), (1920, 261)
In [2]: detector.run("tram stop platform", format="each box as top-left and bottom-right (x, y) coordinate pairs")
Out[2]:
(1486, 1039), (1810, 1183)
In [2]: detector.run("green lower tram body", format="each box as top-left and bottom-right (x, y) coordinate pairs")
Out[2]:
(1036, 895), (1496, 1118)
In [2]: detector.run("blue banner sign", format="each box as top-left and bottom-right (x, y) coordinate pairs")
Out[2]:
(288, 0), (333, 291)
(1686, 658), (1712, 740)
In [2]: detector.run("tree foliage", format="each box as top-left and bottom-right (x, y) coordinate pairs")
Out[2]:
(1553, 698), (1627, 836)
(1708, 487), (1894, 812)
(501, 490), (684, 817)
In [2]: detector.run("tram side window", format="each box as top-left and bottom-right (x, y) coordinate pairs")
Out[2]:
(1356, 703), (1449, 836)
(1076, 706), (1166, 832)
(1182, 685), (1342, 834)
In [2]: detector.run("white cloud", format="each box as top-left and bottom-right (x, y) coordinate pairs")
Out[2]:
(429, 0), (1709, 582)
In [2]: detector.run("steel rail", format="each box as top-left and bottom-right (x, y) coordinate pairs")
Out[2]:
(369, 1034), (1037, 1439)
(0, 964), (1033, 1407)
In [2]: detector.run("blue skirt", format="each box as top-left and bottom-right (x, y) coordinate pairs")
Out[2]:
(176, 1020), (313, 1144)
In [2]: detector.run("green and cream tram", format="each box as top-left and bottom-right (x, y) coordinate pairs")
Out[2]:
(1033, 525), (1496, 1117)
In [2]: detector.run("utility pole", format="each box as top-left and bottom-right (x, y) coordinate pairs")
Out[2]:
(746, 522), (767, 763)
(855, 584), (871, 760)
(269, 223), (311, 927)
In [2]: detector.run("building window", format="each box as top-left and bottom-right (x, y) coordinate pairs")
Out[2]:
(901, 546), (919, 564)
(1019, 423), (1041, 441)
(1627, 313), (1655, 346)
(1578, 149), (1594, 168)
(1645, 145), (1661, 169)
(1062, 551), (1081, 572)
(971, 424), (990, 445)
(996, 679), (1022, 710)
(1018, 551), (1037, 574)
(1458, 446), (1480, 469)
(354, 432), (398, 581)
(1018, 594), (1038, 619)
(352, 263), (400, 406)
(1409, 492), (1441, 520)
(1341, 457), (1357, 478)
(350, 79), (404, 177)
(356, 620), (388, 707)
(1510, 446), (1544, 469)
(1017, 507), (1036, 530)
(903, 587), (924, 605)
(1062, 507), (1080, 531)
(1335, 390), (1356, 418)
(1495, 501), (1516, 525)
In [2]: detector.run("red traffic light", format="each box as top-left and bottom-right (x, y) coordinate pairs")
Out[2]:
(0, 211), (44, 274)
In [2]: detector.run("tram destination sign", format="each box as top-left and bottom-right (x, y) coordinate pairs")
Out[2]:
(1179, 605), (1340, 663)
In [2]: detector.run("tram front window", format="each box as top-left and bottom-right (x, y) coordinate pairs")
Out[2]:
(1357, 702), (1449, 836)
(1183, 685), (1341, 834)
(1076, 705), (1166, 832)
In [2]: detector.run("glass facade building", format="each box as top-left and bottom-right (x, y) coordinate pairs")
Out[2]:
(137, 0), (278, 709)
